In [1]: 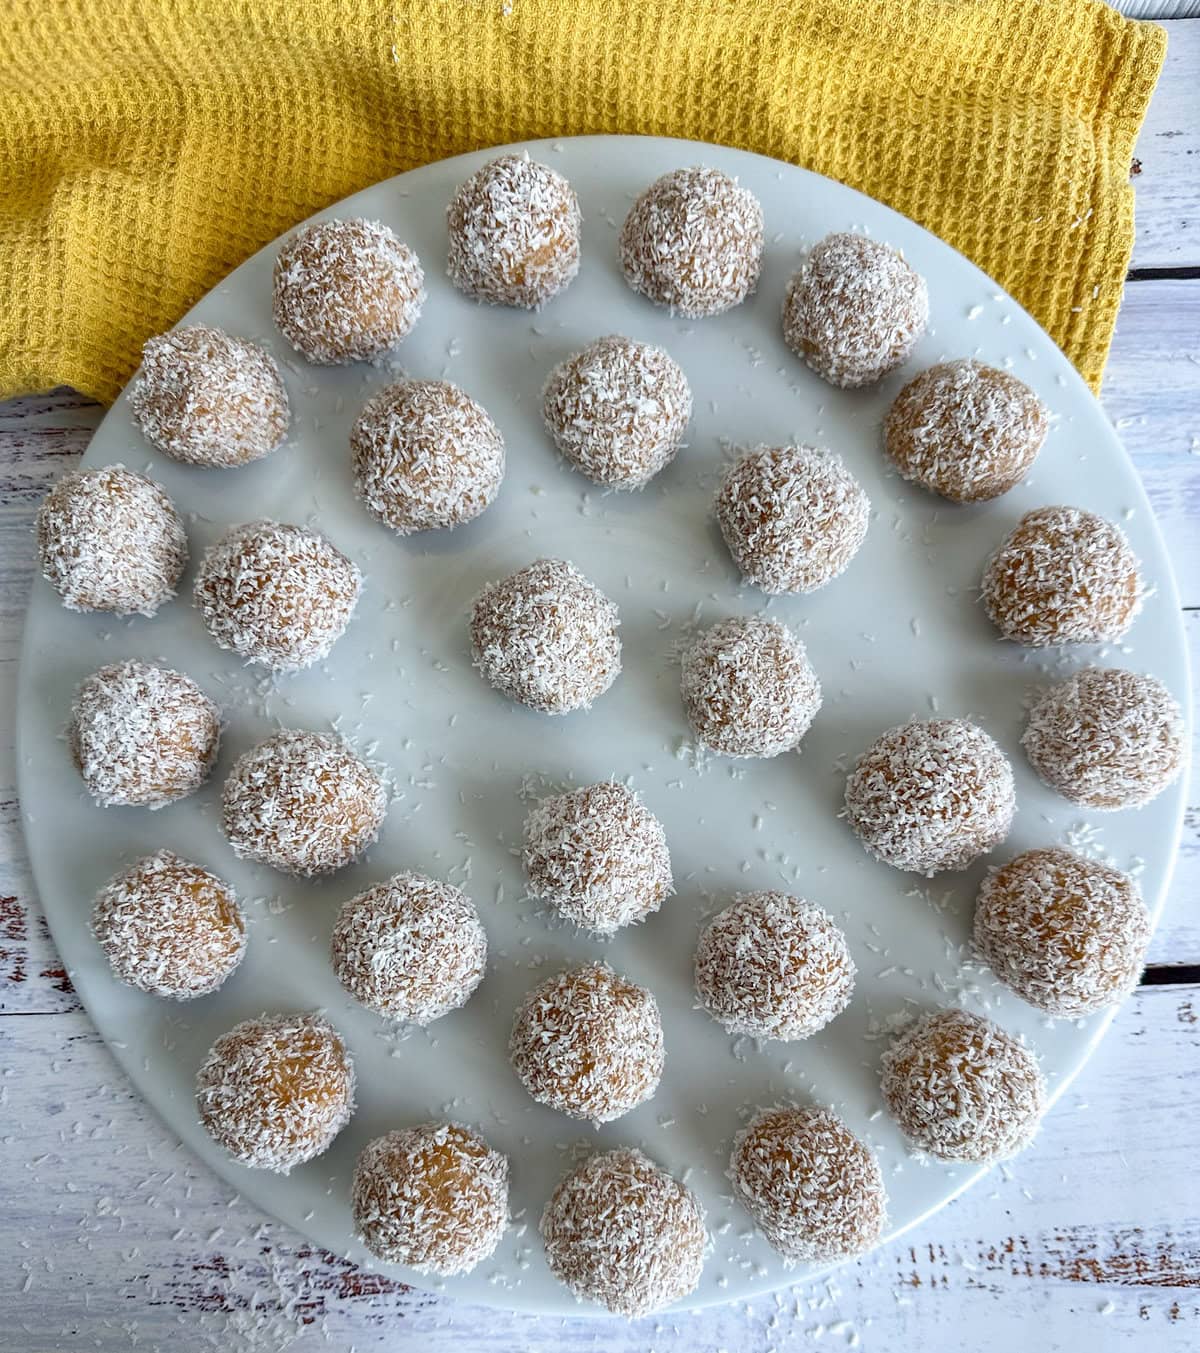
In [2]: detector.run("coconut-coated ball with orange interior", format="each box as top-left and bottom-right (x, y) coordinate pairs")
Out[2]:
(884, 359), (1047, 502)
(509, 962), (664, 1123)
(92, 850), (245, 1000)
(196, 1013), (355, 1173)
(36, 466), (186, 616)
(974, 847), (1151, 1018)
(130, 324), (289, 468)
(352, 1123), (509, 1276)
(273, 217), (425, 364)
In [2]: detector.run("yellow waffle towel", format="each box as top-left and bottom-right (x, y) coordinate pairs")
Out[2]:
(0, 0), (1164, 403)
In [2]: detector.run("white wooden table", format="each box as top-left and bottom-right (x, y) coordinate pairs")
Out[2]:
(2, 15), (1197, 1352)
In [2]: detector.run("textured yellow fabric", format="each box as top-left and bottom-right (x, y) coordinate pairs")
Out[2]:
(0, 0), (1164, 403)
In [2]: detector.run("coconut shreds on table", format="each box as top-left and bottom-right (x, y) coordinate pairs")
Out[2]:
(331, 871), (488, 1024)
(469, 558), (622, 714)
(540, 1148), (707, 1317)
(1022, 666), (1185, 810)
(91, 850), (246, 1000)
(272, 217), (425, 364)
(509, 962), (664, 1123)
(729, 1106), (888, 1263)
(446, 153), (581, 310)
(619, 166), (764, 318)
(69, 659), (220, 809)
(694, 892), (855, 1041)
(981, 505), (1143, 647)
(193, 520), (362, 671)
(884, 358), (1048, 503)
(129, 323), (290, 468)
(522, 780), (673, 935)
(352, 1123), (509, 1275)
(35, 464), (187, 616)
(715, 445), (870, 595)
(680, 615), (822, 758)
(844, 718), (1016, 876)
(196, 1013), (355, 1174)
(221, 730), (387, 877)
(974, 847), (1152, 1018)
(782, 232), (928, 389)
(542, 335), (693, 489)
(351, 377), (506, 535)
(879, 1007), (1046, 1163)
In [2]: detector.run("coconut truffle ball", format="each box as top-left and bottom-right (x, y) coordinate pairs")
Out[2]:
(730, 1106), (887, 1263)
(194, 520), (362, 671)
(981, 506), (1143, 647)
(844, 719), (1015, 876)
(331, 872), (487, 1024)
(884, 359), (1048, 502)
(619, 166), (764, 318)
(446, 154), (581, 309)
(716, 445), (870, 595)
(880, 1008), (1045, 1163)
(36, 466), (186, 616)
(273, 218), (425, 364)
(680, 616), (822, 758)
(522, 781), (672, 935)
(469, 558), (621, 714)
(352, 1123), (508, 1275)
(975, 848), (1151, 1018)
(1023, 667), (1185, 811)
(509, 962), (664, 1122)
(69, 660), (220, 809)
(196, 1013), (354, 1173)
(542, 336), (692, 489)
(695, 892), (855, 1041)
(91, 850), (246, 999)
(130, 324), (289, 468)
(351, 378), (505, 534)
(541, 1149), (706, 1317)
(782, 233), (928, 389)
(222, 730), (387, 877)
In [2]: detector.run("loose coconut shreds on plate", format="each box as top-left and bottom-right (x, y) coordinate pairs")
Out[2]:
(980, 505), (1143, 647)
(694, 892), (855, 1041)
(509, 962), (665, 1123)
(446, 153), (581, 309)
(129, 323), (290, 468)
(782, 233), (929, 389)
(729, 1106), (887, 1263)
(540, 1148), (707, 1317)
(715, 445), (871, 595)
(331, 872), (488, 1024)
(844, 718), (1016, 876)
(879, 1007), (1046, 1164)
(196, 1013), (355, 1174)
(619, 166), (764, 318)
(1022, 666), (1185, 811)
(680, 615), (822, 758)
(91, 849), (246, 1000)
(193, 520), (363, 671)
(69, 659), (220, 809)
(221, 730), (388, 877)
(35, 465), (187, 616)
(884, 359), (1048, 503)
(523, 780), (673, 935)
(542, 335), (693, 489)
(351, 377), (506, 534)
(273, 217), (426, 364)
(352, 1123), (509, 1275)
(974, 847), (1151, 1018)
(469, 558), (622, 714)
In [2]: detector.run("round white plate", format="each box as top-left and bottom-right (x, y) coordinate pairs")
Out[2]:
(17, 136), (1190, 1316)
